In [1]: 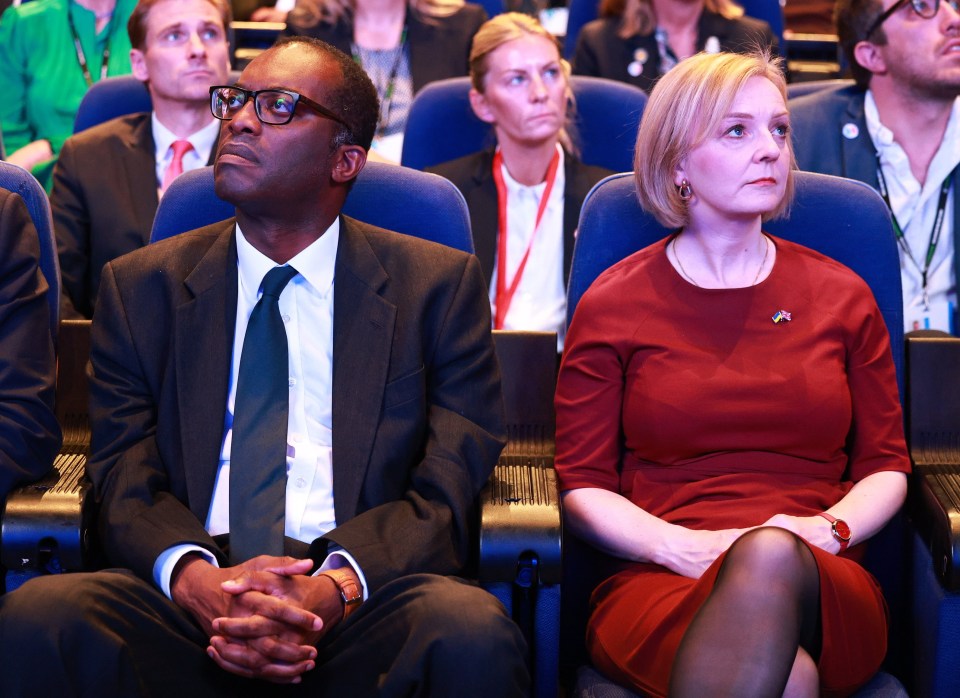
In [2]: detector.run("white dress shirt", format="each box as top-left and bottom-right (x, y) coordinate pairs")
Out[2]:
(151, 113), (220, 192)
(489, 144), (567, 350)
(865, 92), (960, 333)
(154, 220), (368, 600)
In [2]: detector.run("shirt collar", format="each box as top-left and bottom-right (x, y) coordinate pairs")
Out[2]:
(235, 218), (340, 302)
(151, 112), (220, 164)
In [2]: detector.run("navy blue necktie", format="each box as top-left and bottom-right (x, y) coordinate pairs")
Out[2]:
(229, 265), (298, 564)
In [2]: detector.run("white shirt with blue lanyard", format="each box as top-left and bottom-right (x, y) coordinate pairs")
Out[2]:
(865, 91), (960, 334)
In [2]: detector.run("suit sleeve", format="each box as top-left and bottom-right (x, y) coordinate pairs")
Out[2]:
(0, 191), (61, 499)
(572, 25), (602, 77)
(316, 254), (506, 592)
(50, 137), (93, 319)
(87, 261), (225, 580)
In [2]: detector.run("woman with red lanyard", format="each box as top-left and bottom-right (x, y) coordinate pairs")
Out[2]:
(428, 12), (611, 351)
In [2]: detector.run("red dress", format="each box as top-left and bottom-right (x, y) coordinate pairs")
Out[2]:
(555, 236), (911, 697)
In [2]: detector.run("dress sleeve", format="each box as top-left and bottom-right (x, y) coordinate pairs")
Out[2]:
(842, 282), (911, 481)
(555, 276), (629, 493)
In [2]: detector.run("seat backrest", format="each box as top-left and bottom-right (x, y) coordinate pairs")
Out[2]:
(562, 0), (599, 60)
(72, 71), (242, 133)
(400, 75), (646, 173)
(569, 170), (904, 390)
(73, 76), (153, 134)
(738, 0), (786, 56)
(0, 161), (60, 343)
(151, 162), (474, 253)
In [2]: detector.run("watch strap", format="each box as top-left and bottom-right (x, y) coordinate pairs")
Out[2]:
(322, 568), (363, 621)
(817, 512), (851, 551)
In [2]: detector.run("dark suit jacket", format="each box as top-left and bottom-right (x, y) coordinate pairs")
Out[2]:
(572, 12), (777, 93)
(0, 189), (60, 499)
(51, 112), (217, 319)
(428, 149), (612, 287)
(789, 84), (960, 329)
(87, 216), (506, 592)
(285, 4), (486, 93)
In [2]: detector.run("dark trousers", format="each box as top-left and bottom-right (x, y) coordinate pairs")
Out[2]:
(0, 569), (529, 697)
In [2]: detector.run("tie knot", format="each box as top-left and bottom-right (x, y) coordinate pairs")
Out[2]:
(260, 265), (298, 299)
(170, 139), (194, 160)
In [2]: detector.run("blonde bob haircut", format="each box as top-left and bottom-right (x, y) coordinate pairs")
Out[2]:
(600, 0), (744, 40)
(291, 0), (464, 29)
(469, 12), (577, 154)
(634, 50), (794, 229)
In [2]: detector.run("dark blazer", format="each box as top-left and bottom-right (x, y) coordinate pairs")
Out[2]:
(789, 84), (960, 329)
(427, 149), (612, 287)
(285, 3), (486, 93)
(87, 216), (506, 592)
(0, 189), (60, 499)
(50, 112), (217, 319)
(572, 12), (777, 93)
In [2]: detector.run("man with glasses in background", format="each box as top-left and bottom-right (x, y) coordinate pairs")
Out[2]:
(790, 0), (960, 334)
(51, 0), (231, 319)
(0, 36), (528, 696)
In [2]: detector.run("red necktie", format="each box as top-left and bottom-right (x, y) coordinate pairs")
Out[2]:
(161, 140), (194, 193)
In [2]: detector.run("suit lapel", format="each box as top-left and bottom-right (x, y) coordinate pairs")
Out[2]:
(466, 151), (498, 285)
(331, 218), (396, 523)
(175, 223), (238, 519)
(122, 115), (161, 246)
(841, 95), (879, 189)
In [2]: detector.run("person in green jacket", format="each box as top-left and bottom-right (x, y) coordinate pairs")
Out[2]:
(0, 0), (137, 189)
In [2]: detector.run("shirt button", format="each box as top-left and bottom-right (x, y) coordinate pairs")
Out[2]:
(282, 314), (291, 323)
(295, 477), (306, 489)
(288, 377), (296, 387)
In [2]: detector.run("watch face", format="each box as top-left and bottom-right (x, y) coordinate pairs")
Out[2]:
(834, 519), (851, 541)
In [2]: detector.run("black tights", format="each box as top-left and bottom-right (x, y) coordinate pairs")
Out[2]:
(668, 527), (822, 698)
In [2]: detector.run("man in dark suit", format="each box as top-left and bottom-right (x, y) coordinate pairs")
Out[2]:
(790, 0), (960, 334)
(0, 188), (60, 502)
(0, 36), (528, 695)
(51, 0), (232, 319)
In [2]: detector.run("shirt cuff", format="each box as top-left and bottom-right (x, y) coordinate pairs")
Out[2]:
(154, 544), (219, 599)
(315, 548), (369, 601)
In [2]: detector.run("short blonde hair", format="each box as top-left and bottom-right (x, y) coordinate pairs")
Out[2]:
(600, 0), (744, 39)
(634, 50), (794, 229)
(469, 12), (577, 154)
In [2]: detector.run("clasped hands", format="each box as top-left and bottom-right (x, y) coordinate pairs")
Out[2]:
(668, 513), (840, 580)
(171, 555), (346, 684)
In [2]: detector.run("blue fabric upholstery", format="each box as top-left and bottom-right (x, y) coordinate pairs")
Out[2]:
(568, 171), (904, 387)
(0, 161), (60, 343)
(72, 76), (152, 134)
(400, 75), (646, 173)
(150, 162), (474, 253)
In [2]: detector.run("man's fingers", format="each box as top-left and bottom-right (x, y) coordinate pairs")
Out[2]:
(207, 638), (315, 683)
(224, 590), (323, 631)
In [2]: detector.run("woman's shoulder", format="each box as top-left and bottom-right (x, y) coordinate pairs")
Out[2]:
(1, 0), (65, 25)
(582, 237), (673, 301)
(773, 236), (876, 305)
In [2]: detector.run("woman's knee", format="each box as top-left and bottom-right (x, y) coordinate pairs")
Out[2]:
(722, 527), (817, 586)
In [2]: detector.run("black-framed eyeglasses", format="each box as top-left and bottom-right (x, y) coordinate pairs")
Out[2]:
(867, 0), (960, 38)
(209, 85), (349, 128)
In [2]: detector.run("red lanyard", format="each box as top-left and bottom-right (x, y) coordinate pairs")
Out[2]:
(491, 148), (560, 329)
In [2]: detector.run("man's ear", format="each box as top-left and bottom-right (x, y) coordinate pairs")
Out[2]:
(468, 88), (496, 124)
(130, 48), (149, 82)
(331, 144), (367, 184)
(853, 40), (887, 76)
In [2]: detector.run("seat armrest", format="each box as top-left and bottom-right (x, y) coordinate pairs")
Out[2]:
(906, 334), (960, 590)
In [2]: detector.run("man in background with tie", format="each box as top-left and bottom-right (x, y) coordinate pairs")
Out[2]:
(0, 35), (528, 696)
(51, 0), (232, 319)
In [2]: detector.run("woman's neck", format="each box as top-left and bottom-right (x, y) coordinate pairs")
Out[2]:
(670, 219), (773, 288)
(497, 137), (559, 187)
(353, 0), (407, 49)
(652, 0), (701, 58)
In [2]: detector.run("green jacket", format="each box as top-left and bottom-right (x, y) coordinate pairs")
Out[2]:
(0, 0), (136, 188)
